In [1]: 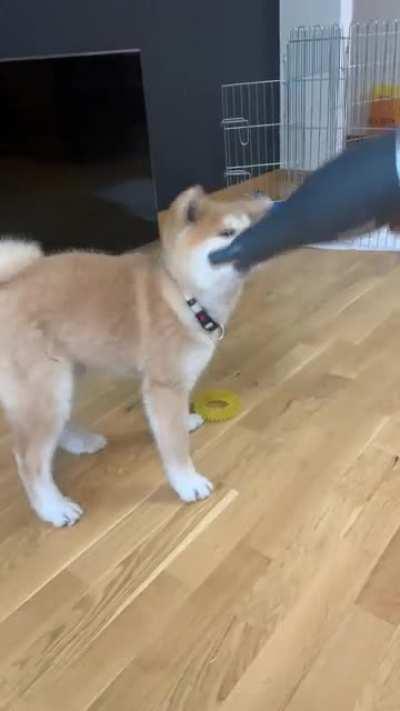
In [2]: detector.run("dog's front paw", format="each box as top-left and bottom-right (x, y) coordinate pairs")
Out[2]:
(33, 488), (83, 527)
(187, 413), (204, 433)
(170, 471), (214, 502)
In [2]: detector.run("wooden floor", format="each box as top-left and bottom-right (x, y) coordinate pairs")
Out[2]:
(2, 246), (400, 710)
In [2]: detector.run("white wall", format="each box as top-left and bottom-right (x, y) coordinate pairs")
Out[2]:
(280, 0), (351, 63)
(353, 0), (400, 21)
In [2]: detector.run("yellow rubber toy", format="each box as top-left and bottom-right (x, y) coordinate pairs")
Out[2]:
(192, 389), (241, 423)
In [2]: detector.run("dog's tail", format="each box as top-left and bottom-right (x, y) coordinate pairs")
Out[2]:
(0, 238), (43, 283)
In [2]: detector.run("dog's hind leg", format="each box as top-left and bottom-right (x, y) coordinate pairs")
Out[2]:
(6, 362), (83, 527)
(59, 424), (107, 455)
(58, 363), (108, 455)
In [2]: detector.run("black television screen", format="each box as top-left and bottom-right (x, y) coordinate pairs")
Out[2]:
(0, 50), (159, 253)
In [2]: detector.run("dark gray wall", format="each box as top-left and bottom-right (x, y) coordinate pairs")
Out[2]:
(0, 0), (279, 209)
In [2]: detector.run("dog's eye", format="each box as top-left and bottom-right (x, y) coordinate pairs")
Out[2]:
(219, 228), (236, 237)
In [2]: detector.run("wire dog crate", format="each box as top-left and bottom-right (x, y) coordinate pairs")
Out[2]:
(222, 19), (400, 251)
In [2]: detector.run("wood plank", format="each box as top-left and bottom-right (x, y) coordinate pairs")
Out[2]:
(88, 542), (271, 711)
(286, 607), (393, 711)
(0, 488), (237, 708)
(216, 545), (391, 711)
(353, 626), (400, 710)
(3, 242), (400, 711)
(3, 571), (189, 711)
(357, 527), (400, 626)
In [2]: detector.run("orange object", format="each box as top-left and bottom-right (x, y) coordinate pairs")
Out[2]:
(369, 84), (400, 129)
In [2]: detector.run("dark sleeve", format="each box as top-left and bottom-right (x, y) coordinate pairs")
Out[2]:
(210, 131), (400, 270)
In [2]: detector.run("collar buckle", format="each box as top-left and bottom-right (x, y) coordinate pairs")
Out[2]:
(185, 296), (225, 341)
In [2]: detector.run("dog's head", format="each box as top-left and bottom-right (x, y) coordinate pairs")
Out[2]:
(161, 186), (271, 295)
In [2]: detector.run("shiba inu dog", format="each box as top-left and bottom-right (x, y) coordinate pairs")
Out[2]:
(0, 186), (270, 526)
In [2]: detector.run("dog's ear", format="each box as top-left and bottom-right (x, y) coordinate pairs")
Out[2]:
(172, 185), (205, 224)
(187, 198), (199, 223)
(242, 193), (273, 224)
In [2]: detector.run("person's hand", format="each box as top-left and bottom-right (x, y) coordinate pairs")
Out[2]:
(209, 200), (283, 269)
